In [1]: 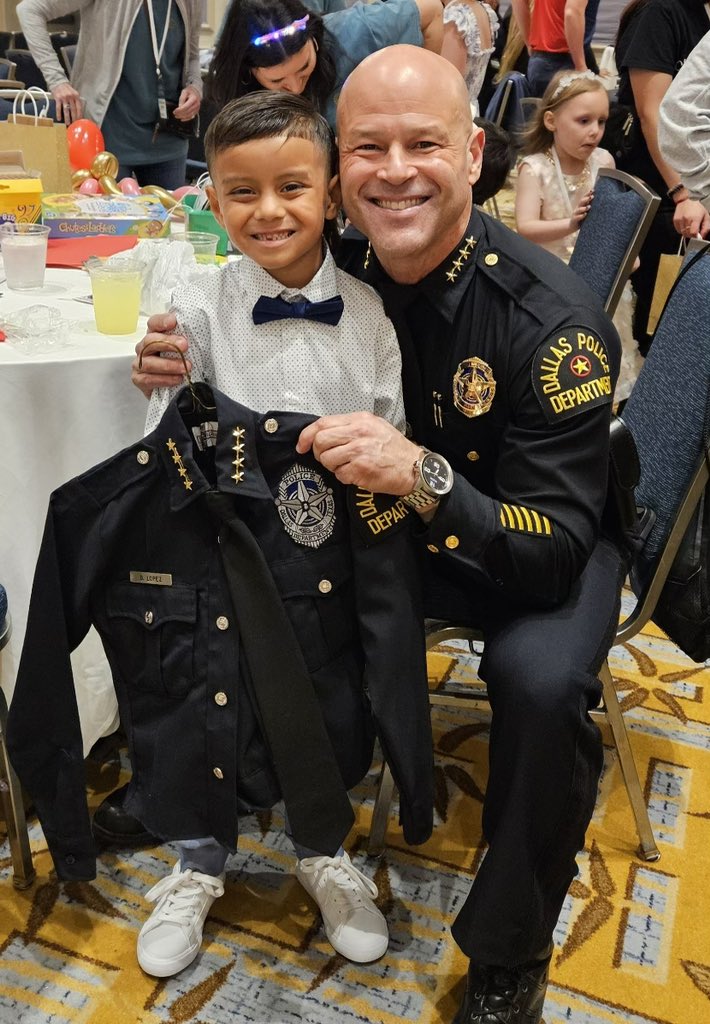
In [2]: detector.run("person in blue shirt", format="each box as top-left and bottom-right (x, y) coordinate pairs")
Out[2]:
(206, 0), (444, 128)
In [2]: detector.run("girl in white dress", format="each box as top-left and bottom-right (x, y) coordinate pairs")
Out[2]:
(441, 0), (499, 115)
(515, 69), (642, 401)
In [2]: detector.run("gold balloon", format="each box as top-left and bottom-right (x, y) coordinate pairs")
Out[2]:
(71, 168), (92, 189)
(140, 184), (180, 209)
(99, 174), (123, 195)
(90, 151), (120, 179)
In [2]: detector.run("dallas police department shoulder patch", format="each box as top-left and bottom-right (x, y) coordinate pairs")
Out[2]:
(275, 464), (335, 548)
(348, 487), (411, 546)
(532, 326), (612, 423)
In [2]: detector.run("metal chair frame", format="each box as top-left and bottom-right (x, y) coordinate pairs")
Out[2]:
(0, 613), (36, 889)
(0, 57), (17, 80)
(570, 167), (660, 318)
(59, 44), (76, 78)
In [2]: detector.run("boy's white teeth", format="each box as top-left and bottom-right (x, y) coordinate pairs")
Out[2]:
(256, 231), (291, 240)
(374, 198), (425, 210)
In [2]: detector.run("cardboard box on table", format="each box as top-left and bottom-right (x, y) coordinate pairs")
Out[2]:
(41, 193), (171, 239)
(0, 150), (43, 225)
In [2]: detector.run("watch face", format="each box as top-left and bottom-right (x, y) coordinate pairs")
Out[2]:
(421, 453), (452, 495)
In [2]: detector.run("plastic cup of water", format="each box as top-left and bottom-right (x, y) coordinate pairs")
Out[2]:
(0, 222), (51, 291)
(183, 231), (220, 264)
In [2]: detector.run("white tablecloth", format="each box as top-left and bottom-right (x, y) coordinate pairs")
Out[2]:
(0, 267), (148, 752)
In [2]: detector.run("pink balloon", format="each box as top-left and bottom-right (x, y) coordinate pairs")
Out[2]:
(172, 185), (201, 201)
(78, 177), (101, 195)
(119, 176), (141, 196)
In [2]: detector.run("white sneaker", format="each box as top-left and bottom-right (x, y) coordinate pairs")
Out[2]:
(137, 862), (226, 977)
(295, 851), (388, 962)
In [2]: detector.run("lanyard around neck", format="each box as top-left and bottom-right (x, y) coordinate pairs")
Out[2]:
(145, 0), (173, 79)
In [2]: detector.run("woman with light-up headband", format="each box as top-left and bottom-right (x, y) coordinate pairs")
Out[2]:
(206, 0), (444, 128)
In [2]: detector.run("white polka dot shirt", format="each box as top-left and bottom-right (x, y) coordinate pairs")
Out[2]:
(145, 248), (405, 434)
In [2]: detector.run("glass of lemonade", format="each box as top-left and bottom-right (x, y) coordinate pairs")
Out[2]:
(0, 223), (51, 290)
(87, 258), (144, 335)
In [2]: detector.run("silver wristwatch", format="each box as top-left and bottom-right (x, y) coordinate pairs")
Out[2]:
(402, 449), (454, 512)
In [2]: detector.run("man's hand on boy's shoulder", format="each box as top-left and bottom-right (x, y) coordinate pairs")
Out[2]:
(132, 313), (191, 399)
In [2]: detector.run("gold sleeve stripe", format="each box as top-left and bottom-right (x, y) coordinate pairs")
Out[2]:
(499, 504), (553, 536)
(500, 503), (516, 529)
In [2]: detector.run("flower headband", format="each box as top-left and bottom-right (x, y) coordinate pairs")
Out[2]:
(551, 69), (600, 101)
(252, 13), (309, 47)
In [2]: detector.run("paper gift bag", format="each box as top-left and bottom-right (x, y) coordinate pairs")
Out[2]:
(647, 244), (685, 335)
(0, 117), (72, 195)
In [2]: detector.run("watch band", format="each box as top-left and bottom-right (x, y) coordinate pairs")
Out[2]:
(401, 488), (440, 512)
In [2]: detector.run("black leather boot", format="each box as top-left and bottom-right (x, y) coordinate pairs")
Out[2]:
(453, 946), (552, 1024)
(92, 783), (160, 848)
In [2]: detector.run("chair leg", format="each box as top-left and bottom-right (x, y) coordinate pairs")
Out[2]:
(367, 760), (397, 858)
(599, 660), (660, 862)
(0, 688), (36, 889)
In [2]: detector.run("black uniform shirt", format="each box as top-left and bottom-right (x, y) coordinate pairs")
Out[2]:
(340, 209), (621, 616)
(7, 386), (432, 881)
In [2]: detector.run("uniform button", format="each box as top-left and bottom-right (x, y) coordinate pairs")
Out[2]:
(136, 450), (150, 465)
(144, 610), (154, 625)
(484, 252), (499, 266)
(445, 535), (460, 549)
(466, 450), (480, 461)
(427, 544), (439, 554)
(213, 767), (224, 780)
(216, 615), (229, 630)
(214, 691), (228, 706)
(318, 579), (332, 594)
(65, 854), (75, 865)
(264, 417), (279, 434)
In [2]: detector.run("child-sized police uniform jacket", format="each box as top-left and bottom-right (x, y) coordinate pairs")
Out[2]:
(7, 386), (433, 881)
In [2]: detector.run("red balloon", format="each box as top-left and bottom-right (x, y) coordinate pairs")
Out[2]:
(66, 119), (105, 172)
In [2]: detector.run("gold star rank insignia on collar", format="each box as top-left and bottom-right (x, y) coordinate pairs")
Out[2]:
(166, 438), (194, 491)
(363, 242), (371, 270)
(232, 426), (246, 484)
(445, 236), (477, 283)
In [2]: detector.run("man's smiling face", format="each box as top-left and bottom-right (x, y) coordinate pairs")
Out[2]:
(337, 47), (483, 284)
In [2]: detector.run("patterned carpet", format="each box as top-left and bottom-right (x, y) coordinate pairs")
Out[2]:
(2, 595), (710, 1024)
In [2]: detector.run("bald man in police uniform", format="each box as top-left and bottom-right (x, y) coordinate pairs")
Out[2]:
(133, 46), (622, 1024)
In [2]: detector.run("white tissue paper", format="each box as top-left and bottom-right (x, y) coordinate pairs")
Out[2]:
(128, 237), (221, 314)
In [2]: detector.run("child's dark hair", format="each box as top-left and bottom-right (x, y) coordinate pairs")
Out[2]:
(204, 92), (340, 251)
(473, 118), (514, 205)
(204, 91), (336, 179)
(206, 0), (336, 116)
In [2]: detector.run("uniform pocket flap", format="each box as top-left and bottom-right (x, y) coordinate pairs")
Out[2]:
(268, 544), (352, 598)
(106, 581), (197, 630)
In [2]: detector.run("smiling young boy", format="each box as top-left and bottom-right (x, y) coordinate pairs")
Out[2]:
(145, 91), (404, 434)
(141, 92), (406, 978)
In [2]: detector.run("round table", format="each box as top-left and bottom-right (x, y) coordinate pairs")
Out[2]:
(0, 267), (148, 751)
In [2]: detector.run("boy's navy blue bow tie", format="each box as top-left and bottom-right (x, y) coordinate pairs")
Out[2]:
(252, 294), (344, 326)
